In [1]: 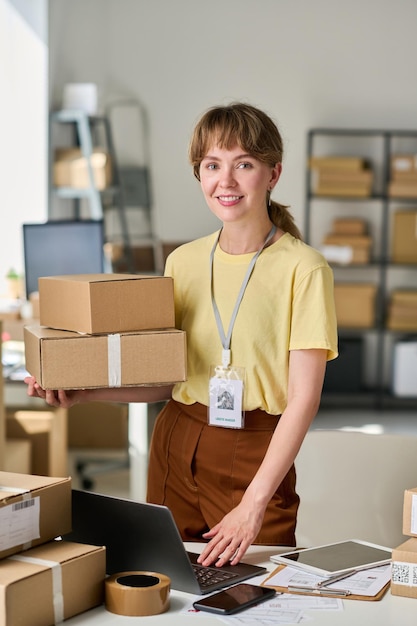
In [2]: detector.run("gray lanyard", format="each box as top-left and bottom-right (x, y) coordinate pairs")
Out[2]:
(210, 225), (277, 368)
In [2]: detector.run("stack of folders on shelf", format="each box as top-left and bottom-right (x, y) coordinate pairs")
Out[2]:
(262, 540), (392, 601)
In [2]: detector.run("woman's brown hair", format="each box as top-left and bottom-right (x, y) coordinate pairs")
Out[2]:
(189, 103), (302, 240)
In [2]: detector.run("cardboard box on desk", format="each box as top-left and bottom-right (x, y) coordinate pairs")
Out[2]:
(39, 274), (175, 335)
(391, 538), (417, 598)
(0, 472), (71, 560)
(403, 488), (417, 537)
(0, 540), (106, 625)
(24, 325), (187, 390)
(6, 408), (68, 477)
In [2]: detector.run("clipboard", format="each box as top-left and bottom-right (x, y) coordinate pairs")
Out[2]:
(261, 564), (390, 601)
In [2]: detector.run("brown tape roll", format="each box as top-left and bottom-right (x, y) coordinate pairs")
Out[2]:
(105, 571), (171, 616)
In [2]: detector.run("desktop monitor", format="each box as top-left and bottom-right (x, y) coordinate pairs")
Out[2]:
(23, 220), (105, 298)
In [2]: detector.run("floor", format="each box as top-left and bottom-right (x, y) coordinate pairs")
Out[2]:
(68, 406), (417, 501)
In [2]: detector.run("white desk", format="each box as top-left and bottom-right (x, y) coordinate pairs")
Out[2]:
(64, 544), (415, 625)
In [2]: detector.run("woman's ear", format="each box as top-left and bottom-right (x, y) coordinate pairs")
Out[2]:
(269, 162), (282, 189)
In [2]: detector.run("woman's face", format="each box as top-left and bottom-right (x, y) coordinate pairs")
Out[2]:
(199, 144), (281, 226)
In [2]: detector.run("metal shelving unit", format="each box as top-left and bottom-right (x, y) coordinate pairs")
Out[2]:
(305, 128), (417, 410)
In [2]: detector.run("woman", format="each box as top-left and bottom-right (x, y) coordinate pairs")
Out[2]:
(25, 102), (338, 568)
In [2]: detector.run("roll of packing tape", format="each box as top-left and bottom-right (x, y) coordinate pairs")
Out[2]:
(105, 571), (170, 616)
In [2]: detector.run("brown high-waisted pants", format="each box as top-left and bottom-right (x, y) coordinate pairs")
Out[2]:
(147, 399), (299, 546)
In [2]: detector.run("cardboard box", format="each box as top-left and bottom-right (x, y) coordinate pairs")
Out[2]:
(0, 540), (105, 625)
(391, 154), (417, 175)
(388, 181), (417, 198)
(322, 234), (372, 264)
(6, 409), (68, 476)
(24, 324), (187, 390)
(333, 283), (377, 328)
(391, 537), (417, 598)
(39, 274), (175, 334)
(332, 218), (368, 235)
(403, 488), (417, 537)
(68, 402), (128, 449)
(0, 472), (71, 560)
(391, 211), (417, 263)
(53, 147), (112, 190)
(4, 440), (31, 474)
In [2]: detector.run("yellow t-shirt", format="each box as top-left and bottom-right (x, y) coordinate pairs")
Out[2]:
(165, 231), (338, 414)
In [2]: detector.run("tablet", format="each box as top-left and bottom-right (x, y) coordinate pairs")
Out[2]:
(270, 539), (392, 577)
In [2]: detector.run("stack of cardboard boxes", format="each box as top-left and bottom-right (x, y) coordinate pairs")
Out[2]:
(391, 488), (417, 598)
(388, 155), (417, 198)
(0, 472), (106, 624)
(386, 290), (417, 331)
(321, 217), (372, 265)
(309, 156), (373, 197)
(24, 274), (187, 390)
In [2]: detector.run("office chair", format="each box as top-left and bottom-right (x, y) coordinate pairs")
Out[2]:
(295, 429), (417, 549)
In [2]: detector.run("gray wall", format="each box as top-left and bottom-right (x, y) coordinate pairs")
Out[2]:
(48, 0), (417, 243)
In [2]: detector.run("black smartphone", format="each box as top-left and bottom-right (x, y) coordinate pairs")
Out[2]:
(193, 583), (276, 615)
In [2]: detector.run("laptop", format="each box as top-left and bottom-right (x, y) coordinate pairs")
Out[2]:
(63, 490), (266, 594)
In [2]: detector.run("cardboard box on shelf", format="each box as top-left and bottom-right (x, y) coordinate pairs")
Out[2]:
(0, 540), (105, 625)
(391, 210), (417, 263)
(24, 325), (187, 390)
(403, 488), (417, 537)
(309, 156), (369, 170)
(391, 537), (417, 598)
(0, 472), (71, 560)
(68, 402), (128, 449)
(6, 408), (68, 477)
(332, 218), (368, 235)
(391, 154), (417, 176)
(388, 181), (417, 198)
(53, 147), (112, 190)
(39, 274), (175, 334)
(333, 283), (377, 328)
(322, 234), (372, 264)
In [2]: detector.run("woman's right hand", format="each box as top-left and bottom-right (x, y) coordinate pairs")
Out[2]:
(24, 376), (82, 408)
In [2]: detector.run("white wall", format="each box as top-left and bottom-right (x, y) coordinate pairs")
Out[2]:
(0, 0), (48, 295)
(48, 0), (417, 244)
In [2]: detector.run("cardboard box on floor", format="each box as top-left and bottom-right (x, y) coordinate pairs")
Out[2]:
(68, 402), (128, 449)
(391, 537), (417, 598)
(0, 472), (71, 560)
(39, 274), (175, 335)
(0, 540), (106, 625)
(24, 325), (187, 390)
(6, 408), (67, 476)
(333, 283), (377, 328)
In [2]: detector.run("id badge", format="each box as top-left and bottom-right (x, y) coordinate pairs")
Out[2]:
(208, 365), (245, 428)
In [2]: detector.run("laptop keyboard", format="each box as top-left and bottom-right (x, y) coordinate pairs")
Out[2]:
(192, 564), (239, 588)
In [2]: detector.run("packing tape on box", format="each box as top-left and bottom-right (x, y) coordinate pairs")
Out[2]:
(105, 571), (170, 616)
(107, 334), (121, 387)
(10, 555), (64, 623)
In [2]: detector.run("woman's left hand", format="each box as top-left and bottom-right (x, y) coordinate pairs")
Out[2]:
(197, 501), (265, 567)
